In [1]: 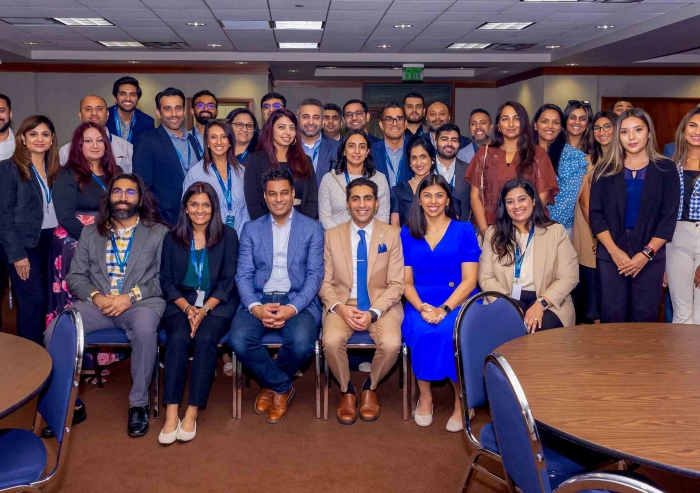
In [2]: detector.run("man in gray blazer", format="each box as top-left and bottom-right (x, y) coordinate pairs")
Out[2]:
(435, 123), (472, 222)
(229, 168), (324, 424)
(298, 98), (341, 187)
(58, 173), (167, 437)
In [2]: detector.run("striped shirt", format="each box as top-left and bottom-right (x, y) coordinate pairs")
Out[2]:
(105, 216), (142, 300)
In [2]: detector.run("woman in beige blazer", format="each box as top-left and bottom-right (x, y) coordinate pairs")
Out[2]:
(479, 177), (579, 332)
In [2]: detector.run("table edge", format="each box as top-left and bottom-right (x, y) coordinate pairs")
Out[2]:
(0, 348), (53, 420)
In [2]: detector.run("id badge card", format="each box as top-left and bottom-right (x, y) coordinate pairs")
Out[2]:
(195, 289), (205, 308)
(225, 213), (236, 228)
(511, 282), (522, 301)
(117, 277), (124, 295)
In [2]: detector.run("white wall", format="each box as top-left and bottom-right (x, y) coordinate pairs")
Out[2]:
(454, 87), (499, 133)
(0, 72), (38, 129)
(543, 75), (599, 113)
(496, 76), (544, 118)
(277, 84), (362, 113)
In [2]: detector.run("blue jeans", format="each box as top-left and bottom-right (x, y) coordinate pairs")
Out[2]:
(229, 295), (317, 393)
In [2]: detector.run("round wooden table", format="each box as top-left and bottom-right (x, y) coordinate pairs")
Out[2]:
(0, 333), (53, 419)
(496, 323), (700, 479)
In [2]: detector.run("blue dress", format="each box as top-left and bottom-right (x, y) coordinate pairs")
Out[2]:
(401, 220), (481, 382)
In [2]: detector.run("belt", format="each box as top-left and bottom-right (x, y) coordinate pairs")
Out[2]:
(264, 291), (288, 296)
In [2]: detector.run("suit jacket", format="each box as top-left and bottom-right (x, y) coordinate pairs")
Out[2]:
(132, 125), (203, 226)
(314, 134), (341, 188)
(479, 224), (578, 327)
(0, 159), (45, 263)
(319, 219), (404, 317)
(106, 106), (155, 145)
(453, 158), (472, 221)
(663, 142), (675, 159)
(589, 159), (680, 261)
(67, 220), (169, 317)
(160, 227), (240, 319)
(235, 211), (325, 324)
(372, 137), (413, 187)
(367, 133), (381, 146)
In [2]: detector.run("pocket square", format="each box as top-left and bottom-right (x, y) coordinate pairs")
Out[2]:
(378, 243), (387, 254)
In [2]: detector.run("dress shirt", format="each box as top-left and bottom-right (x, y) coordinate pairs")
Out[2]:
(384, 141), (404, 187)
(59, 130), (133, 173)
(35, 169), (58, 230)
(436, 158), (456, 186)
(192, 126), (205, 154)
(263, 209), (293, 294)
(302, 134), (322, 173)
(118, 117), (130, 141)
(515, 230), (535, 291)
(164, 126), (198, 172)
(0, 128), (15, 161)
(102, 216), (142, 301)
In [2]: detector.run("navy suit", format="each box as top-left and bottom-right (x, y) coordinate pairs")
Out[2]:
(663, 142), (675, 159)
(367, 133), (381, 146)
(311, 134), (341, 188)
(372, 136), (413, 188)
(132, 126), (203, 226)
(106, 106), (155, 145)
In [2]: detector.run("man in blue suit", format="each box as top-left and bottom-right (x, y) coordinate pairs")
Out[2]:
(230, 168), (324, 424)
(343, 99), (381, 146)
(132, 87), (203, 226)
(297, 98), (341, 187)
(106, 76), (155, 145)
(372, 101), (413, 189)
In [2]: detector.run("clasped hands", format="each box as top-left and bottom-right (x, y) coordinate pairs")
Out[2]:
(611, 248), (649, 278)
(184, 305), (208, 337)
(420, 303), (446, 325)
(251, 303), (296, 329)
(93, 293), (133, 318)
(335, 304), (372, 331)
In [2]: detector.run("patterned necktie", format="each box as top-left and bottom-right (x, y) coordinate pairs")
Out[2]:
(357, 230), (370, 311)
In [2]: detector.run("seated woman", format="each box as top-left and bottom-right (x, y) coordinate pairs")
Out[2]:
(479, 178), (578, 332)
(159, 182), (240, 445)
(391, 136), (436, 228)
(318, 129), (390, 230)
(401, 174), (480, 432)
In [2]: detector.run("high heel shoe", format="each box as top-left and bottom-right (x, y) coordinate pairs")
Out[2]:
(176, 420), (197, 442)
(446, 417), (464, 432)
(414, 400), (434, 427)
(158, 420), (180, 446)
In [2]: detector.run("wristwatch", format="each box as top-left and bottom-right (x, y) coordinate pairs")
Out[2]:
(642, 245), (656, 259)
(537, 298), (548, 310)
(370, 309), (379, 323)
(440, 305), (452, 315)
(203, 306), (212, 316)
(128, 293), (137, 304)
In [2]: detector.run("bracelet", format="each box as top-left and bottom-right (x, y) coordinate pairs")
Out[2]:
(203, 306), (211, 316)
(183, 304), (192, 314)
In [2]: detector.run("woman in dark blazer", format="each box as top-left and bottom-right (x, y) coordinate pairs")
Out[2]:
(243, 108), (317, 220)
(590, 108), (680, 323)
(159, 182), (240, 445)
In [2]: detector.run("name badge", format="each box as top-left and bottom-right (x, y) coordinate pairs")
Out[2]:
(226, 213), (236, 228)
(195, 289), (205, 308)
(511, 282), (522, 301)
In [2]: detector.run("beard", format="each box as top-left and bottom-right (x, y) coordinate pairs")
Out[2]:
(473, 132), (491, 146)
(195, 112), (214, 125)
(427, 121), (445, 133)
(0, 118), (10, 133)
(110, 201), (139, 221)
(438, 147), (457, 160)
(301, 125), (320, 138)
(407, 114), (423, 125)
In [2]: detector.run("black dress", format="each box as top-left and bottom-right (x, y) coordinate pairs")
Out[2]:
(391, 181), (415, 227)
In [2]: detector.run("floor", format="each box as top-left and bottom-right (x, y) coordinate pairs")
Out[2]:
(1, 293), (698, 493)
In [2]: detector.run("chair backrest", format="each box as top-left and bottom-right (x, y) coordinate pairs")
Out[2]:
(484, 352), (551, 493)
(554, 472), (666, 493)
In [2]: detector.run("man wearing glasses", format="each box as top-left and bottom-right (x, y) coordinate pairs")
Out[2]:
(190, 90), (218, 155)
(371, 101), (411, 189)
(342, 99), (380, 145)
(261, 92), (286, 125)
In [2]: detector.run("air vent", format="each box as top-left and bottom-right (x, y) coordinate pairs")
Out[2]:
(490, 43), (536, 51)
(143, 42), (191, 50)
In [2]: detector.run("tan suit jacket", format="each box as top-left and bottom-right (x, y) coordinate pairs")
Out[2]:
(479, 223), (578, 326)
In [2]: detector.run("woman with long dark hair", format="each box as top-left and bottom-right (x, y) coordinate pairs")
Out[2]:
(243, 108), (317, 220)
(226, 108), (258, 164)
(465, 101), (558, 236)
(480, 178), (578, 331)
(318, 129), (389, 230)
(666, 107), (700, 323)
(564, 100), (594, 156)
(390, 136), (436, 227)
(532, 104), (588, 239)
(0, 115), (59, 345)
(590, 108), (680, 322)
(159, 181), (239, 445)
(401, 174), (480, 432)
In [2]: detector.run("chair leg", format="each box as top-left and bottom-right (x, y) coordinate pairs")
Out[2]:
(315, 340), (321, 419)
(231, 352), (237, 419)
(408, 350), (417, 418)
(402, 344), (408, 421)
(153, 345), (161, 419)
(92, 348), (104, 388)
(236, 359), (243, 420)
(323, 356), (330, 421)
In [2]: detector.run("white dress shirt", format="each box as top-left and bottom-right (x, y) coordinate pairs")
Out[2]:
(0, 128), (15, 161)
(59, 130), (133, 173)
(436, 157), (456, 186)
(515, 230), (535, 291)
(263, 209), (294, 294)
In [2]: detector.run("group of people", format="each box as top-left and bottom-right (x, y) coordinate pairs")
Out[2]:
(0, 76), (696, 444)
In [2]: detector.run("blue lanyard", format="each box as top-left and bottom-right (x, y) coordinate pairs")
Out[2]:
(384, 150), (405, 187)
(237, 148), (249, 163)
(190, 239), (206, 289)
(212, 163), (233, 212)
(434, 166), (455, 186)
(312, 143), (321, 164)
(193, 129), (204, 156)
(114, 110), (136, 143)
(92, 173), (106, 191)
(31, 164), (51, 205)
(344, 169), (366, 185)
(173, 139), (192, 174)
(109, 230), (135, 274)
(514, 225), (535, 280)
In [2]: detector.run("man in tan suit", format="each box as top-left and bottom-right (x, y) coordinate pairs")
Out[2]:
(320, 177), (404, 424)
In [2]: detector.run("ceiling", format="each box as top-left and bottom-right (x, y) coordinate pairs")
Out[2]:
(1, 0), (700, 81)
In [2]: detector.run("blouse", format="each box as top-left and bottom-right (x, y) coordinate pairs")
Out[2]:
(390, 181), (415, 227)
(624, 166), (647, 229)
(547, 144), (588, 229)
(182, 248), (212, 294)
(318, 170), (390, 230)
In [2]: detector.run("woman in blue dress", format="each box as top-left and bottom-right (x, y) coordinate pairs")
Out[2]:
(401, 174), (480, 432)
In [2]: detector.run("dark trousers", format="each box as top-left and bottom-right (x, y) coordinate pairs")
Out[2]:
(1, 229), (52, 345)
(229, 295), (317, 394)
(573, 265), (600, 323)
(163, 311), (230, 408)
(513, 290), (563, 330)
(597, 244), (666, 323)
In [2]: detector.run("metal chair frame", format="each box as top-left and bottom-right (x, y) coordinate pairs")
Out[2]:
(554, 472), (666, 493)
(0, 307), (84, 493)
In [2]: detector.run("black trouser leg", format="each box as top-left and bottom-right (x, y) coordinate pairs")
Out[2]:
(189, 315), (229, 408)
(630, 248), (666, 323)
(597, 259), (630, 323)
(163, 312), (193, 406)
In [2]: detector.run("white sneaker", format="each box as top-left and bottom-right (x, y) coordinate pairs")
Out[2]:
(158, 420), (180, 446)
(359, 362), (372, 373)
(414, 400), (434, 427)
(176, 420), (197, 442)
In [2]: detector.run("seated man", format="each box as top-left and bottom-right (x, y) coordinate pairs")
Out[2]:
(230, 168), (324, 424)
(56, 173), (168, 437)
(320, 177), (404, 424)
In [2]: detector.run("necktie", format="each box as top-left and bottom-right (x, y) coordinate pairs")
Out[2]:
(357, 230), (370, 311)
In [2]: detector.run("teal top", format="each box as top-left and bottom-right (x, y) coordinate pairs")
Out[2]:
(182, 248), (211, 295)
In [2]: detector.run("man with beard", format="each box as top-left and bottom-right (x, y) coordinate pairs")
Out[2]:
(0, 94), (14, 161)
(190, 90), (218, 155)
(59, 173), (168, 437)
(343, 99), (380, 145)
(403, 92), (426, 139)
(133, 88), (203, 225)
(298, 98), (340, 187)
(468, 108), (492, 154)
(59, 94), (133, 172)
(323, 103), (342, 141)
(425, 102), (473, 163)
(435, 123), (471, 221)
(106, 76), (155, 145)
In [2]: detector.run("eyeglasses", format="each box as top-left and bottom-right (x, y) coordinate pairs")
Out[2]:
(344, 110), (366, 120)
(593, 123), (614, 133)
(111, 188), (138, 198)
(195, 102), (217, 110)
(568, 100), (591, 107)
(383, 116), (406, 125)
(232, 121), (255, 130)
(262, 103), (284, 110)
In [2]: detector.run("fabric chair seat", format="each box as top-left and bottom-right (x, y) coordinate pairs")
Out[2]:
(84, 327), (129, 345)
(157, 330), (229, 345)
(260, 331), (283, 345)
(0, 429), (47, 489)
(347, 330), (375, 345)
(479, 421), (499, 454)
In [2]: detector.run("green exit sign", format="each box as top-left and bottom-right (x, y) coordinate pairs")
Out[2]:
(402, 66), (423, 82)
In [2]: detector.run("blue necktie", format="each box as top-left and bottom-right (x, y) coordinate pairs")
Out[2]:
(357, 230), (370, 311)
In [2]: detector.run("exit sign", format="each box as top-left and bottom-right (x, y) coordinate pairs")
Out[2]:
(402, 65), (423, 82)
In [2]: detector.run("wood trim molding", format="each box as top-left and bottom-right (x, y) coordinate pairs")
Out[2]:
(495, 66), (700, 87)
(273, 80), (363, 87)
(0, 62), (270, 74)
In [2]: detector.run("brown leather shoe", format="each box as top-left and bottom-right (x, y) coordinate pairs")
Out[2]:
(267, 386), (295, 424)
(359, 389), (380, 422)
(336, 393), (357, 425)
(255, 388), (275, 415)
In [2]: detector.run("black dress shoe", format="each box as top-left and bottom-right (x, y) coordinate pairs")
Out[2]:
(41, 403), (87, 439)
(128, 406), (150, 437)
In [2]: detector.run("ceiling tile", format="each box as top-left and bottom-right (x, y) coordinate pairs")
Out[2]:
(503, 2), (574, 13)
(68, 26), (135, 41)
(387, 1), (453, 13)
(601, 13), (663, 24)
(544, 13), (613, 24)
(564, 3), (620, 14)
(329, 0), (391, 12)
(617, 3), (689, 14)
(205, 0), (268, 7)
(141, 0), (208, 7)
(420, 21), (482, 37)
(269, 10), (328, 21)
(151, 8), (216, 21)
(77, 0), (149, 7)
(27, 7), (100, 16)
(446, 1), (511, 13)
(18, 24), (75, 34)
(361, 42), (407, 52)
(526, 22), (587, 32)
(121, 26), (183, 42)
(268, 0), (329, 10)
(224, 28), (275, 39)
(457, 31), (513, 43)
(435, 12), (498, 23)
(487, 12), (556, 23)
(380, 11), (441, 24)
(52, 40), (109, 50)
(92, 8), (160, 20)
(212, 10), (271, 21)
(318, 42), (365, 52)
(275, 29), (324, 42)
(111, 19), (168, 28)
(327, 10), (381, 21)
(14, 0), (84, 6)
(324, 21), (379, 33)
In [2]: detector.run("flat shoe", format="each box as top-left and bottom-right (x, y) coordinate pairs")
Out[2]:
(446, 418), (463, 432)
(176, 420), (197, 442)
(158, 420), (180, 446)
(414, 400), (433, 427)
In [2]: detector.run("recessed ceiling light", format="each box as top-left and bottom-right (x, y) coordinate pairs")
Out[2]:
(545, 45), (561, 49)
(596, 24), (615, 29)
(500, 70), (511, 73)
(1, 17), (57, 26)
(478, 22), (533, 31)
(447, 42), (491, 49)
(220, 20), (269, 29)
(377, 44), (392, 48)
(288, 69), (300, 73)
(207, 43), (222, 47)
(22, 41), (39, 45)
(325, 66), (337, 69)
(278, 42), (318, 49)
(234, 61), (248, 64)
(98, 41), (144, 47)
(54, 17), (113, 26)
(273, 21), (323, 30)
(126, 61), (140, 64)
(392, 67), (402, 70)
(566, 63), (580, 66)
(186, 21), (206, 27)
(393, 24), (413, 29)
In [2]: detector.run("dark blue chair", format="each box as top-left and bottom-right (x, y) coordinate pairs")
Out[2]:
(0, 307), (84, 492)
(484, 353), (662, 493)
(453, 291), (527, 490)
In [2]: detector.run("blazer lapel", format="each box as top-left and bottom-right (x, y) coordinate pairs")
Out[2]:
(97, 231), (109, 282)
(207, 239), (223, 284)
(123, 223), (147, 288)
(158, 126), (186, 181)
(339, 222), (353, 283)
(633, 164), (657, 236)
(188, 133), (203, 162)
(287, 215), (301, 271)
(613, 172), (627, 231)
(260, 215), (273, 270)
(367, 222), (381, 277)
(532, 227), (546, 295)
